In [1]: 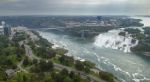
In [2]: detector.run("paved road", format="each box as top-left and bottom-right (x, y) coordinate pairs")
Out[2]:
(17, 30), (105, 82)
(54, 63), (104, 82)
(17, 60), (28, 73)
(20, 42), (104, 82)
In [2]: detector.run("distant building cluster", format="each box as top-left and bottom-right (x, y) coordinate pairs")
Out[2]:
(0, 21), (11, 36)
(65, 18), (119, 28)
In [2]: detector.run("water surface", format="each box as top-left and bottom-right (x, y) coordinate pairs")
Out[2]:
(37, 30), (150, 82)
(37, 16), (150, 82)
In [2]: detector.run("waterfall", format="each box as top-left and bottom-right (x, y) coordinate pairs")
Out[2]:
(94, 29), (139, 53)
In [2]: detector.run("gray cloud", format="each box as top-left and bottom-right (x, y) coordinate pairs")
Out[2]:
(0, 0), (149, 15)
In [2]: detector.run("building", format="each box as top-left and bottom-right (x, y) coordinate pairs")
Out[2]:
(0, 26), (4, 35)
(4, 25), (11, 36)
(65, 21), (81, 27)
(5, 69), (15, 78)
(0, 21), (11, 36)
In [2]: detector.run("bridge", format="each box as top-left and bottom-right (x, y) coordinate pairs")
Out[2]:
(37, 27), (100, 39)
(38, 27), (73, 30)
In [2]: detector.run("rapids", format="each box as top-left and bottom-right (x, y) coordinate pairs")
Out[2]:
(36, 16), (150, 82)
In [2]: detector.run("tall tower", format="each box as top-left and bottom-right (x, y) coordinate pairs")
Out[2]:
(2, 21), (11, 36)
(0, 21), (4, 35)
(1, 21), (5, 26)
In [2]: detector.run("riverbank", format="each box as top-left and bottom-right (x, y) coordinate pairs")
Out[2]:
(8, 27), (112, 82)
(37, 28), (150, 82)
(30, 28), (119, 82)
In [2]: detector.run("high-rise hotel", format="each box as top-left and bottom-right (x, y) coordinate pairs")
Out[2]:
(0, 21), (11, 36)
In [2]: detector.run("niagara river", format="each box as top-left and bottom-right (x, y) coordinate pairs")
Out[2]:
(37, 17), (150, 82)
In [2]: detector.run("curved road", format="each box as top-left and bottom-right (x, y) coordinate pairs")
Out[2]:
(17, 31), (105, 82)
(21, 42), (105, 82)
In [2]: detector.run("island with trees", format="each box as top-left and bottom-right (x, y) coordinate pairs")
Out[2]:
(119, 27), (150, 56)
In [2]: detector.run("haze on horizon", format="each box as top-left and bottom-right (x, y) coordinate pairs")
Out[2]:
(0, 0), (150, 16)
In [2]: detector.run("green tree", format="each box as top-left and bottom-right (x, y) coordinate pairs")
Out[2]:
(59, 55), (74, 66)
(69, 71), (75, 79)
(60, 69), (69, 77)
(63, 77), (73, 82)
(75, 61), (84, 71)
(23, 57), (32, 67)
(99, 71), (114, 82)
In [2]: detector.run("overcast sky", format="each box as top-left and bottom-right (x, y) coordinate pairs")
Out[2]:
(0, 0), (150, 15)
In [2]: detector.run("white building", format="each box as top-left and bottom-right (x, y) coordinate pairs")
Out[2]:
(0, 21), (11, 36)
(0, 25), (4, 35)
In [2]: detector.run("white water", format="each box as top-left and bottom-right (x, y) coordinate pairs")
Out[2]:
(94, 16), (150, 52)
(37, 29), (150, 82)
(94, 29), (138, 53)
(36, 16), (150, 82)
